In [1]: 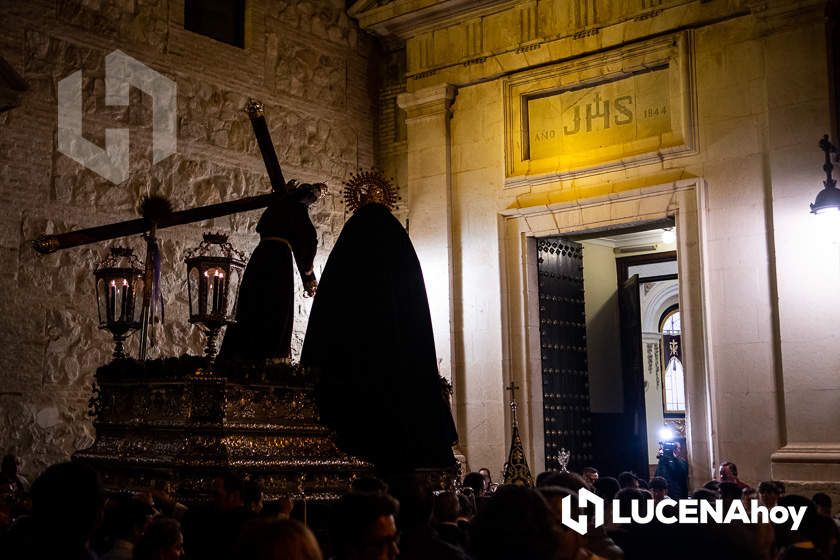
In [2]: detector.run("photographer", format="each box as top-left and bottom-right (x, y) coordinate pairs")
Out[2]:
(655, 437), (689, 499)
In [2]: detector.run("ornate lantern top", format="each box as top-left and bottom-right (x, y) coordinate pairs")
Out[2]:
(184, 232), (247, 264)
(96, 246), (143, 271)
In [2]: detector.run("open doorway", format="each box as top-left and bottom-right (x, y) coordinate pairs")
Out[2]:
(535, 221), (688, 479)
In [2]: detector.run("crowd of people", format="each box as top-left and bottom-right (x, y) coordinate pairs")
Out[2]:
(1, 452), (839, 559)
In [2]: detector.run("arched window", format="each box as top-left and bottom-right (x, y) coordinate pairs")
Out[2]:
(659, 307), (685, 414)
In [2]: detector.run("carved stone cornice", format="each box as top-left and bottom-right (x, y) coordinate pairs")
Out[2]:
(397, 83), (457, 120)
(349, 0), (514, 38)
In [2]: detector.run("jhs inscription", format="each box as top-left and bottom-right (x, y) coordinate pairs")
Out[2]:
(525, 69), (672, 162)
(532, 93), (635, 140)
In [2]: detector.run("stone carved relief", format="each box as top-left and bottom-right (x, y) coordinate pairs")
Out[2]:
(273, 37), (348, 110)
(56, 0), (168, 50)
(271, 0), (358, 48)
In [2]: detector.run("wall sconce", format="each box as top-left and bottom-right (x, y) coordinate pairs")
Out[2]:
(810, 135), (840, 214)
(94, 247), (144, 359)
(184, 233), (246, 363)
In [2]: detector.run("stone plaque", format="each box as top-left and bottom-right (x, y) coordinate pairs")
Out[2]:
(504, 33), (694, 184)
(526, 68), (671, 161)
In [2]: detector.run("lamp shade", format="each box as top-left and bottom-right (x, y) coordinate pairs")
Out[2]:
(811, 184), (840, 214)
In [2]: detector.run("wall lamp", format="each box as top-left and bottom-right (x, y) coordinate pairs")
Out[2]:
(810, 135), (840, 214)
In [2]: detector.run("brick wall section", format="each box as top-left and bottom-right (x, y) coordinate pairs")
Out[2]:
(0, 0), (376, 475)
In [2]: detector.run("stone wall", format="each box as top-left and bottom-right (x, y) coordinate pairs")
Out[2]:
(0, 0), (376, 477)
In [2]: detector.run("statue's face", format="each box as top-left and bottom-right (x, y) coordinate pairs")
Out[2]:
(361, 186), (385, 206)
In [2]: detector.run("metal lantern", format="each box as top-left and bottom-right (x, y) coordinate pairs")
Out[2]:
(184, 233), (246, 362)
(94, 247), (144, 359)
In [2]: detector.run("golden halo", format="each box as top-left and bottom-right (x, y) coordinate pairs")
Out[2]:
(342, 170), (400, 213)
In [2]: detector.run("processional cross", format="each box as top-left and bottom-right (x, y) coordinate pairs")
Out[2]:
(502, 378), (533, 486)
(33, 100), (312, 360)
(505, 381), (519, 404)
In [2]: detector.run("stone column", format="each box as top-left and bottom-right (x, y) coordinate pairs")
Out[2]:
(397, 84), (457, 382)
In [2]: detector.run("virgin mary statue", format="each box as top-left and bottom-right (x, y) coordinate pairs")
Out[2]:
(301, 171), (458, 473)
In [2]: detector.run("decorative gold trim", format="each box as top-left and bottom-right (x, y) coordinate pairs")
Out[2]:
(343, 170), (400, 213)
(32, 235), (60, 254)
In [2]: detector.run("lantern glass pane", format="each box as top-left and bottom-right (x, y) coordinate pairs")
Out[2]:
(229, 267), (242, 317)
(130, 274), (143, 324)
(96, 278), (106, 326)
(189, 266), (199, 317)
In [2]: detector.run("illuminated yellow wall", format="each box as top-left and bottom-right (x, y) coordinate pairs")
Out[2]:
(354, 0), (836, 488)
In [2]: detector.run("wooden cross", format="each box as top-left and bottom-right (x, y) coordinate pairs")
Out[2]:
(506, 381), (519, 404)
(32, 100), (299, 360)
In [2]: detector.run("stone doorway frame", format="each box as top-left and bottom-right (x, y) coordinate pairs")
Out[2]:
(499, 178), (716, 486)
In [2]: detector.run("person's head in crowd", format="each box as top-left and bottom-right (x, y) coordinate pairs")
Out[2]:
(775, 495), (821, 550)
(433, 491), (459, 524)
(536, 470), (589, 492)
(214, 472), (245, 512)
(594, 476), (620, 501)
(581, 467), (599, 486)
(692, 488), (719, 503)
(1, 454), (22, 481)
(774, 480), (786, 495)
(537, 486), (589, 560)
(389, 477), (433, 530)
(813, 493), (833, 517)
(351, 476), (389, 495)
(457, 492), (476, 521)
(242, 479), (263, 514)
(809, 496), (839, 558)
(134, 517), (184, 560)
(718, 461), (740, 484)
(237, 518), (322, 560)
(102, 495), (154, 547)
(463, 472), (485, 497)
(703, 480), (721, 492)
(470, 485), (560, 560)
(618, 471), (639, 489)
(30, 461), (105, 554)
(478, 468), (493, 493)
(758, 481), (781, 508)
(534, 471), (552, 487)
(719, 481), (742, 506)
(649, 476), (668, 502)
(261, 496), (294, 520)
(329, 492), (399, 560)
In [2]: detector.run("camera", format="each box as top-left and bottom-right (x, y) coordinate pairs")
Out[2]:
(657, 440), (678, 460)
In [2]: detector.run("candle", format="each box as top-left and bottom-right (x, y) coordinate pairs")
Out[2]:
(212, 271), (221, 314)
(203, 270), (210, 315)
(217, 271), (225, 315)
(120, 279), (128, 322)
(108, 280), (116, 322)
